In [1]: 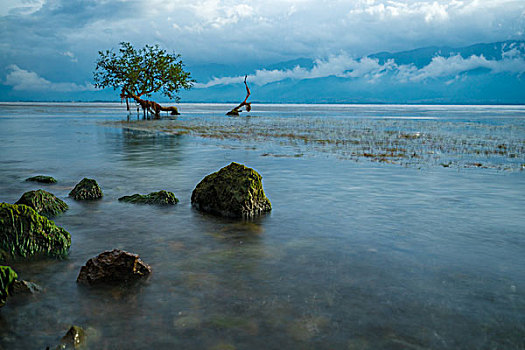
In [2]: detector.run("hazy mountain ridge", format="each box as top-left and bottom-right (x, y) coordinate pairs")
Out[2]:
(181, 40), (525, 104)
(369, 40), (525, 68)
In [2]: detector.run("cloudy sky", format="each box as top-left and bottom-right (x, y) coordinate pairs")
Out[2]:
(0, 0), (524, 100)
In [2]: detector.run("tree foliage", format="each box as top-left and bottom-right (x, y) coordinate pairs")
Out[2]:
(93, 42), (193, 102)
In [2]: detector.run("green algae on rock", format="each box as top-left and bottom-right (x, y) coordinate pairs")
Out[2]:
(118, 190), (179, 205)
(69, 178), (103, 200)
(191, 162), (272, 219)
(0, 265), (17, 307)
(0, 203), (71, 260)
(15, 189), (68, 217)
(25, 175), (57, 184)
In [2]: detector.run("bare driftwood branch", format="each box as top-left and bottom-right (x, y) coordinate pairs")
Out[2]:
(227, 75), (251, 116)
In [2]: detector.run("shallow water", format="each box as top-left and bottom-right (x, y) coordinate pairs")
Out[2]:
(0, 103), (524, 349)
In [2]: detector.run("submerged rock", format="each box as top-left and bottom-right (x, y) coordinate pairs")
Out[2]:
(61, 326), (87, 349)
(77, 249), (151, 285)
(47, 326), (87, 350)
(15, 189), (68, 216)
(118, 190), (179, 205)
(25, 175), (57, 184)
(11, 280), (42, 295)
(191, 162), (272, 219)
(0, 265), (17, 307)
(0, 203), (71, 260)
(69, 178), (103, 200)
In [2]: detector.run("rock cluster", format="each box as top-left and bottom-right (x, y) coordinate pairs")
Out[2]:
(77, 249), (152, 285)
(191, 162), (272, 218)
(0, 203), (71, 259)
(69, 178), (103, 200)
(15, 189), (68, 217)
(118, 190), (179, 205)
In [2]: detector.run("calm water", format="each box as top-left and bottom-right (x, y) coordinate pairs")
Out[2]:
(0, 103), (524, 349)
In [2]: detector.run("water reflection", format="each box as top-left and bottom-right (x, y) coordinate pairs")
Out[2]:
(107, 127), (186, 168)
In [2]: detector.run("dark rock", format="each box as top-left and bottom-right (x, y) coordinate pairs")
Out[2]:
(0, 265), (17, 307)
(25, 175), (57, 184)
(15, 189), (68, 216)
(191, 162), (272, 218)
(0, 203), (71, 260)
(118, 190), (179, 205)
(226, 109), (240, 116)
(11, 280), (42, 295)
(69, 178), (103, 200)
(77, 249), (151, 285)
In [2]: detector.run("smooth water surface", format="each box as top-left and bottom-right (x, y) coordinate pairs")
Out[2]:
(0, 103), (524, 349)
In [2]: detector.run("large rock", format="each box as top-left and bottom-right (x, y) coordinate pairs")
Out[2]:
(118, 190), (179, 205)
(15, 189), (68, 216)
(25, 175), (57, 184)
(77, 249), (152, 285)
(0, 265), (17, 307)
(191, 162), (272, 218)
(0, 203), (71, 260)
(69, 178), (103, 200)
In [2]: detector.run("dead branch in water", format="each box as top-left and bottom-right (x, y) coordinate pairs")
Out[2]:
(226, 75), (252, 116)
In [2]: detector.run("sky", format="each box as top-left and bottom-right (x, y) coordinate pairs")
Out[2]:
(0, 0), (524, 101)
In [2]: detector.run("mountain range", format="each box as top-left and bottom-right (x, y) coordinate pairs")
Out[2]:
(180, 40), (525, 104)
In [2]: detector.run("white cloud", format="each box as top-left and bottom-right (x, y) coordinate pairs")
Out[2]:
(0, 0), (45, 16)
(408, 54), (525, 81)
(194, 50), (525, 88)
(1, 0), (524, 75)
(4, 65), (95, 92)
(62, 51), (78, 63)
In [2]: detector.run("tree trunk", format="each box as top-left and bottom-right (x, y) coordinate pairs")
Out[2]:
(121, 90), (180, 119)
(227, 75), (251, 116)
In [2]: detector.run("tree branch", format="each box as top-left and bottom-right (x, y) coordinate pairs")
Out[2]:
(227, 75), (252, 116)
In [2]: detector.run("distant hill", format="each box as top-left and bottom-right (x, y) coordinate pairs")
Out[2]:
(181, 40), (525, 104)
(370, 40), (525, 67)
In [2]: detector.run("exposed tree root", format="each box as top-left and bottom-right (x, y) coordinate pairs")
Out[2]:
(121, 90), (179, 119)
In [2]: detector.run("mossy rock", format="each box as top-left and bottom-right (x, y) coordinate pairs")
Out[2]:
(191, 162), (272, 219)
(0, 203), (71, 260)
(118, 190), (179, 205)
(0, 265), (17, 307)
(15, 189), (68, 217)
(25, 175), (57, 184)
(61, 326), (87, 348)
(48, 325), (88, 350)
(69, 178), (103, 200)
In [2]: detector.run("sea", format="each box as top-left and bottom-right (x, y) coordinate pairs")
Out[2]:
(0, 102), (524, 349)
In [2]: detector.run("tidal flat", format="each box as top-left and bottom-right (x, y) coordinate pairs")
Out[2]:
(0, 102), (524, 349)
(110, 103), (525, 171)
